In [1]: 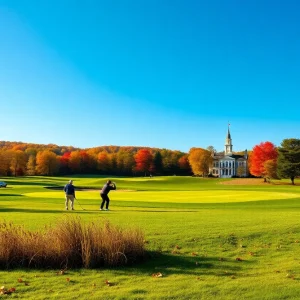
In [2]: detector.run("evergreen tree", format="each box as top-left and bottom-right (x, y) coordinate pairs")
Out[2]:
(277, 138), (300, 185)
(153, 151), (163, 174)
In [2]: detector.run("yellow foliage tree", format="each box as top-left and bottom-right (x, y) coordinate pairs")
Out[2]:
(188, 148), (212, 176)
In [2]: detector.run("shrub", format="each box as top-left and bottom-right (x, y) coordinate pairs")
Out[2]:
(0, 217), (146, 269)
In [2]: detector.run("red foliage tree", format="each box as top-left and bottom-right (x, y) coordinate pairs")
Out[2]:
(134, 149), (153, 176)
(178, 155), (190, 172)
(60, 152), (71, 166)
(249, 141), (278, 180)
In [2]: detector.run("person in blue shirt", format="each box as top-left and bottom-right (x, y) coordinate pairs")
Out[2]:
(100, 180), (116, 211)
(63, 180), (75, 210)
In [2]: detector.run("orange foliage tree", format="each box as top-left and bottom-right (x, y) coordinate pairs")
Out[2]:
(249, 141), (278, 181)
(97, 151), (111, 174)
(188, 148), (212, 176)
(178, 155), (191, 174)
(10, 150), (27, 176)
(36, 150), (59, 175)
(134, 149), (153, 176)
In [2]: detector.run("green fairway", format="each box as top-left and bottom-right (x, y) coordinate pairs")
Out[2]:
(1, 176), (300, 299)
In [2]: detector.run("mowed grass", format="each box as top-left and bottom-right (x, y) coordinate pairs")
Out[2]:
(0, 176), (300, 299)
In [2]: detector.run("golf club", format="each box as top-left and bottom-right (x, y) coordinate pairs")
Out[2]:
(75, 197), (86, 211)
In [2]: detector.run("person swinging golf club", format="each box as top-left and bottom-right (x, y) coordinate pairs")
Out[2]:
(63, 180), (75, 210)
(100, 180), (116, 211)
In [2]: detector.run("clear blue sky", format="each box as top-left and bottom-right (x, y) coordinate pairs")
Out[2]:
(1, 0), (299, 153)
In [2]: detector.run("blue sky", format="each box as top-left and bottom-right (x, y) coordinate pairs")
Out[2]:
(1, 0), (299, 153)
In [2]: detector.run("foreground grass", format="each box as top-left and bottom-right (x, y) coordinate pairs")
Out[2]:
(0, 176), (300, 299)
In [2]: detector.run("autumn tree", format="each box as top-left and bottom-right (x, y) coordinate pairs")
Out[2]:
(0, 150), (11, 176)
(178, 155), (191, 174)
(188, 148), (212, 176)
(97, 151), (111, 174)
(277, 138), (300, 185)
(68, 151), (82, 173)
(79, 150), (94, 173)
(26, 155), (36, 175)
(249, 141), (278, 182)
(36, 150), (59, 175)
(59, 152), (71, 174)
(263, 159), (278, 181)
(135, 149), (153, 176)
(10, 150), (27, 176)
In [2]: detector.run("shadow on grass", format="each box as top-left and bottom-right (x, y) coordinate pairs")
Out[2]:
(125, 251), (247, 277)
(1, 251), (247, 277)
(45, 186), (99, 191)
(0, 207), (90, 214)
(0, 194), (24, 197)
(3, 181), (60, 187)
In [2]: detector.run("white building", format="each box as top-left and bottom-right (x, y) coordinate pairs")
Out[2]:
(210, 127), (248, 178)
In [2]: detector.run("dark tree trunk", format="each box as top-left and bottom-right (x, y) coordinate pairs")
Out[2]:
(291, 176), (295, 185)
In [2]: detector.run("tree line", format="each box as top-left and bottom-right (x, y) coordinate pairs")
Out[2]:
(0, 138), (299, 183)
(0, 142), (191, 177)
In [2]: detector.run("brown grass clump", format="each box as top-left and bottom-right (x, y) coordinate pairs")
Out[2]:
(0, 217), (145, 269)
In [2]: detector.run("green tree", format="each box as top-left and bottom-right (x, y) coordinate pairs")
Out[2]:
(153, 151), (163, 174)
(277, 138), (300, 185)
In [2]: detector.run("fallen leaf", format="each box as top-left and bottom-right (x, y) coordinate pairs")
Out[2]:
(105, 280), (111, 286)
(235, 257), (242, 261)
(66, 278), (70, 282)
(18, 278), (23, 283)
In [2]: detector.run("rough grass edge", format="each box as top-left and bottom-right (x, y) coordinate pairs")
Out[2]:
(0, 217), (146, 269)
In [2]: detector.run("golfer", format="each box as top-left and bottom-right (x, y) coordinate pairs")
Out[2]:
(100, 180), (116, 211)
(63, 180), (76, 210)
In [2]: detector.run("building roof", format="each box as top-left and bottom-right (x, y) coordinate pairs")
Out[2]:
(212, 152), (246, 160)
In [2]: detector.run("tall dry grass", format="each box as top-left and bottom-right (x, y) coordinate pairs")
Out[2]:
(0, 217), (146, 269)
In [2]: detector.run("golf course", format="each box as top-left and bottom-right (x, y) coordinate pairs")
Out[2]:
(1, 175), (300, 299)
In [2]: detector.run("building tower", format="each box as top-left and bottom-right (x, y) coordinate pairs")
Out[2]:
(225, 125), (233, 155)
